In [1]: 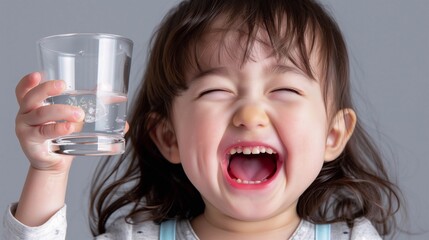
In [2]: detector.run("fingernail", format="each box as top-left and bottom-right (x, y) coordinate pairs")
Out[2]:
(55, 81), (65, 89)
(74, 109), (83, 120)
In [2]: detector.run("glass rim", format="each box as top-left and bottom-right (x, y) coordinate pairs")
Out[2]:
(37, 33), (133, 55)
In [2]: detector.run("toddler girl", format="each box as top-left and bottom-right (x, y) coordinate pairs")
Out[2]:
(4, 0), (401, 239)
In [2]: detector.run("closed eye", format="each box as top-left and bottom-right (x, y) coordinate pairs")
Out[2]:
(199, 89), (224, 96)
(268, 87), (303, 101)
(271, 88), (301, 95)
(197, 88), (234, 100)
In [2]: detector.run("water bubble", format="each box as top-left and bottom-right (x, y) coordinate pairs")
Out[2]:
(65, 95), (77, 106)
(77, 94), (108, 123)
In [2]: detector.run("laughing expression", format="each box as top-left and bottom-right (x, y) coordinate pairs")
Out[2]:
(157, 32), (336, 224)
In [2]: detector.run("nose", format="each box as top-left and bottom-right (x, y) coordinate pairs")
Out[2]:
(232, 103), (270, 129)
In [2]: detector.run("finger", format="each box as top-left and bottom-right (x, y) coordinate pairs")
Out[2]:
(15, 72), (41, 105)
(20, 104), (85, 126)
(19, 80), (66, 114)
(37, 122), (84, 140)
(16, 119), (84, 143)
(99, 94), (127, 105)
(124, 121), (130, 133)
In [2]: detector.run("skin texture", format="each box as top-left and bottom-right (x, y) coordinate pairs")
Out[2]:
(13, 72), (128, 226)
(151, 33), (356, 239)
(14, 73), (82, 226)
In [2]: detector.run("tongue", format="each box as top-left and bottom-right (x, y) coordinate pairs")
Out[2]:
(228, 154), (276, 181)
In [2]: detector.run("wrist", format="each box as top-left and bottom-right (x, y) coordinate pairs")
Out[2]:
(29, 157), (73, 175)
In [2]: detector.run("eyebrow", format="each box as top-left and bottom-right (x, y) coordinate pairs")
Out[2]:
(189, 66), (229, 83)
(188, 63), (315, 83)
(267, 64), (315, 81)
(268, 64), (304, 75)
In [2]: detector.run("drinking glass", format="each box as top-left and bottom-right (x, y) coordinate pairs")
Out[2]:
(38, 33), (133, 156)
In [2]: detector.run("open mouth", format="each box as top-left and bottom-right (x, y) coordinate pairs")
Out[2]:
(226, 146), (279, 185)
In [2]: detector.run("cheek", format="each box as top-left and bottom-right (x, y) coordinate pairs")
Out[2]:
(275, 103), (328, 140)
(280, 122), (327, 163)
(172, 105), (227, 179)
(175, 109), (225, 150)
(274, 107), (328, 169)
(276, 120), (327, 195)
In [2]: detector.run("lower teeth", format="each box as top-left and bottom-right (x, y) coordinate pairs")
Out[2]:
(234, 178), (267, 184)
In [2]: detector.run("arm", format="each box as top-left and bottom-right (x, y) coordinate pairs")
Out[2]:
(13, 72), (84, 226)
(15, 166), (69, 226)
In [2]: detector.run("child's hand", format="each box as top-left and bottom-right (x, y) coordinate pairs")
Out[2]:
(15, 72), (85, 173)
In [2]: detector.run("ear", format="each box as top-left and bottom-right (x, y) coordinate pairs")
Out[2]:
(149, 115), (181, 164)
(324, 108), (357, 161)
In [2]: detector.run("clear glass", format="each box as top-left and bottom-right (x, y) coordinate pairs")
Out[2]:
(38, 33), (133, 156)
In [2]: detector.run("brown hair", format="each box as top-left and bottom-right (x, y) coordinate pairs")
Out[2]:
(90, 0), (401, 236)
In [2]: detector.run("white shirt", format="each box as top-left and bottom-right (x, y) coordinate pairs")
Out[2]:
(3, 203), (381, 239)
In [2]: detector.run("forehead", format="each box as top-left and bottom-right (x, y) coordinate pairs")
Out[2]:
(188, 21), (324, 82)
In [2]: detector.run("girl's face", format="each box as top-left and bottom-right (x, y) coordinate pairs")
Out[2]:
(153, 31), (351, 226)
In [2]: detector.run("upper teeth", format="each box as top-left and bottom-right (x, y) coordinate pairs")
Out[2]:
(229, 146), (276, 155)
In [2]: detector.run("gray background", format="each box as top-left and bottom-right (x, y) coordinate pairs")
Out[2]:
(0, 1), (427, 239)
